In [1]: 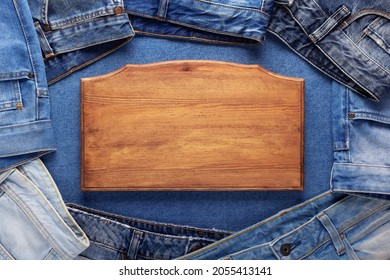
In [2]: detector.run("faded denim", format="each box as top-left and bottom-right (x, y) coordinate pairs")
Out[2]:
(180, 191), (390, 260)
(268, 0), (390, 101)
(27, 0), (274, 84)
(67, 204), (231, 260)
(0, 159), (89, 260)
(331, 81), (390, 197)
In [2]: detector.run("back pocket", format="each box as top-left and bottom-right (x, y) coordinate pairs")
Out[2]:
(0, 72), (31, 112)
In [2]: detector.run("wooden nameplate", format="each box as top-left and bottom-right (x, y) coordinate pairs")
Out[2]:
(81, 61), (304, 191)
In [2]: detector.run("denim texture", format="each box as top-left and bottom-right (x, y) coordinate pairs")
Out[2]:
(0, 159), (89, 260)
(67, 204), (231, 260)
(268, 0), (390, 101)
(180, 191), (390, 260)
(28, 0), (274, 84)
(42, 34), (335, 232)
(0, 0), (56, 172)
(331, 81), (390, 197)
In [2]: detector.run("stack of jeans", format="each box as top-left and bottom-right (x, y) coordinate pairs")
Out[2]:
(1, 0), (389, 260)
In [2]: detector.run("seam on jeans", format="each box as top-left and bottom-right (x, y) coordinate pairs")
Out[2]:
(49, 9), (117, 29)
(47, 36), (132, 85)
(342, 9), (390, 28)
(0, 119), (52, 131)
(46, 32), (133, 57)
(341, 32), (390, 76)
(89, 238), (126, 253)
(179, 191), (335, 258)
(333, 162), (390, 169)
(189, 0), (269, 16)
(334, 188), (390, 196)
(135, 30), (259, 45)
(2, 180), (72, 259)
(0, 151), (51, 173)
(41, 0), (49, 24)
(267, 30), (365, 97)
(128, 11), (262, 41)
(343, 235), (360, 260)
(67, 204), (231, 235)
(352, 112), (390, 124)
(12, 0), (40, 96)
(260, 0), (267, 12)
(278, 4), (384, 100)
(36, 159), (90, 245)
(0, 147), (56, 158)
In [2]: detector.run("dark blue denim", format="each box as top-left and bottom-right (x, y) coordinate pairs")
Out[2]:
(27, 0), (274, 84)
(67, 203), (231, 260)
(268, 0), (390, 101)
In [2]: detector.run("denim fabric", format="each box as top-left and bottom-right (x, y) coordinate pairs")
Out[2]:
(268, 0), (390, 101)
(27, 0), (274, 84)
(0, 0), (56, 172)
(0, 159), (89, 260)
(180, 191), (390, 260)
(67, 204), (231, 260)
(331, 81), (390, 197)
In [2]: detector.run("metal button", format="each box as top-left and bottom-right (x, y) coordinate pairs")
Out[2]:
(114, 6), (123, 15)
(280, 244), (292, 256)
(348, 112), (356, 119)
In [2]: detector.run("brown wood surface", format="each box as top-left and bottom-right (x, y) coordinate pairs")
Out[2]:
(81, 61), (304, 191)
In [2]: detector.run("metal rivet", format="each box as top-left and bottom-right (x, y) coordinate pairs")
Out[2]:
(280, 244), (292, 256)
(28, 72), (34, 79)
(16, 104), (23, 110)
(348, 112), (356, 119)
(114, 6), (123, 15)
(42, 24), (51, 32)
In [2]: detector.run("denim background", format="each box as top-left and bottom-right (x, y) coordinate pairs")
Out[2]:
(42, 33), (333, 232)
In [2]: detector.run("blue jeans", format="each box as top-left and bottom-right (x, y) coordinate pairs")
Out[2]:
(0, 0), (56, 172)
(0, 159), (89, 259)
(268, 0), (390, 101)
(180, 191), (390, 260)
(67, 204), (231, 260)
(331, 81), (390, 197)
(27, 0), (275, 84)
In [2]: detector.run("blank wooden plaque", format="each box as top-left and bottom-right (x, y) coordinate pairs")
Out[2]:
(81, 61), (304, 191)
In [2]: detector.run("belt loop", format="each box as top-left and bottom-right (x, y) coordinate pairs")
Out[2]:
(317, 212), (346, 256)
(157, 0), (170, 19)
(126, 231), (143, 260)
(34, 22), (55, 59)
(309, 5), (350, 43)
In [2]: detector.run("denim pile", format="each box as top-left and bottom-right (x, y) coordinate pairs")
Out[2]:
(0, 0), (389, 260)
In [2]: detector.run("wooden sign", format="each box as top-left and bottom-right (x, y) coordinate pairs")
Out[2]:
(81, 61), (304, 191)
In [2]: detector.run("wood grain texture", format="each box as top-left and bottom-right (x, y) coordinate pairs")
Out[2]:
(81, 61), (304, 191)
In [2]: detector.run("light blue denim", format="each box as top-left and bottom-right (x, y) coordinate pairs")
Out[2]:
(0, 0), (56, 172)
(0, 159), (89, 260)
(331, 81), (390, 197)
(180, 191), (390, 260)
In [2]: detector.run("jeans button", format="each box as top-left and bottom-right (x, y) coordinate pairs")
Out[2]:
(280, 244), (292, 256)
(114, 7), (123, 15)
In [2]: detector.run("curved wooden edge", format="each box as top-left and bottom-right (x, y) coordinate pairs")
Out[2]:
(80, 60), (305, 83)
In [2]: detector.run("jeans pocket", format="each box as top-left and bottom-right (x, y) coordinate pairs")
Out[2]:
(0, 243), (15, 260)
(0, 75), (23, 112)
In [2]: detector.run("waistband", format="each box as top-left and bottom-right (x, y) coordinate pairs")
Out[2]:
(270, 194), (390, 259)
(126, 0), (273, 43)
(67, 203), (231, 260)
(28, 0), (274, 84)
(268, 0), (390, 101)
